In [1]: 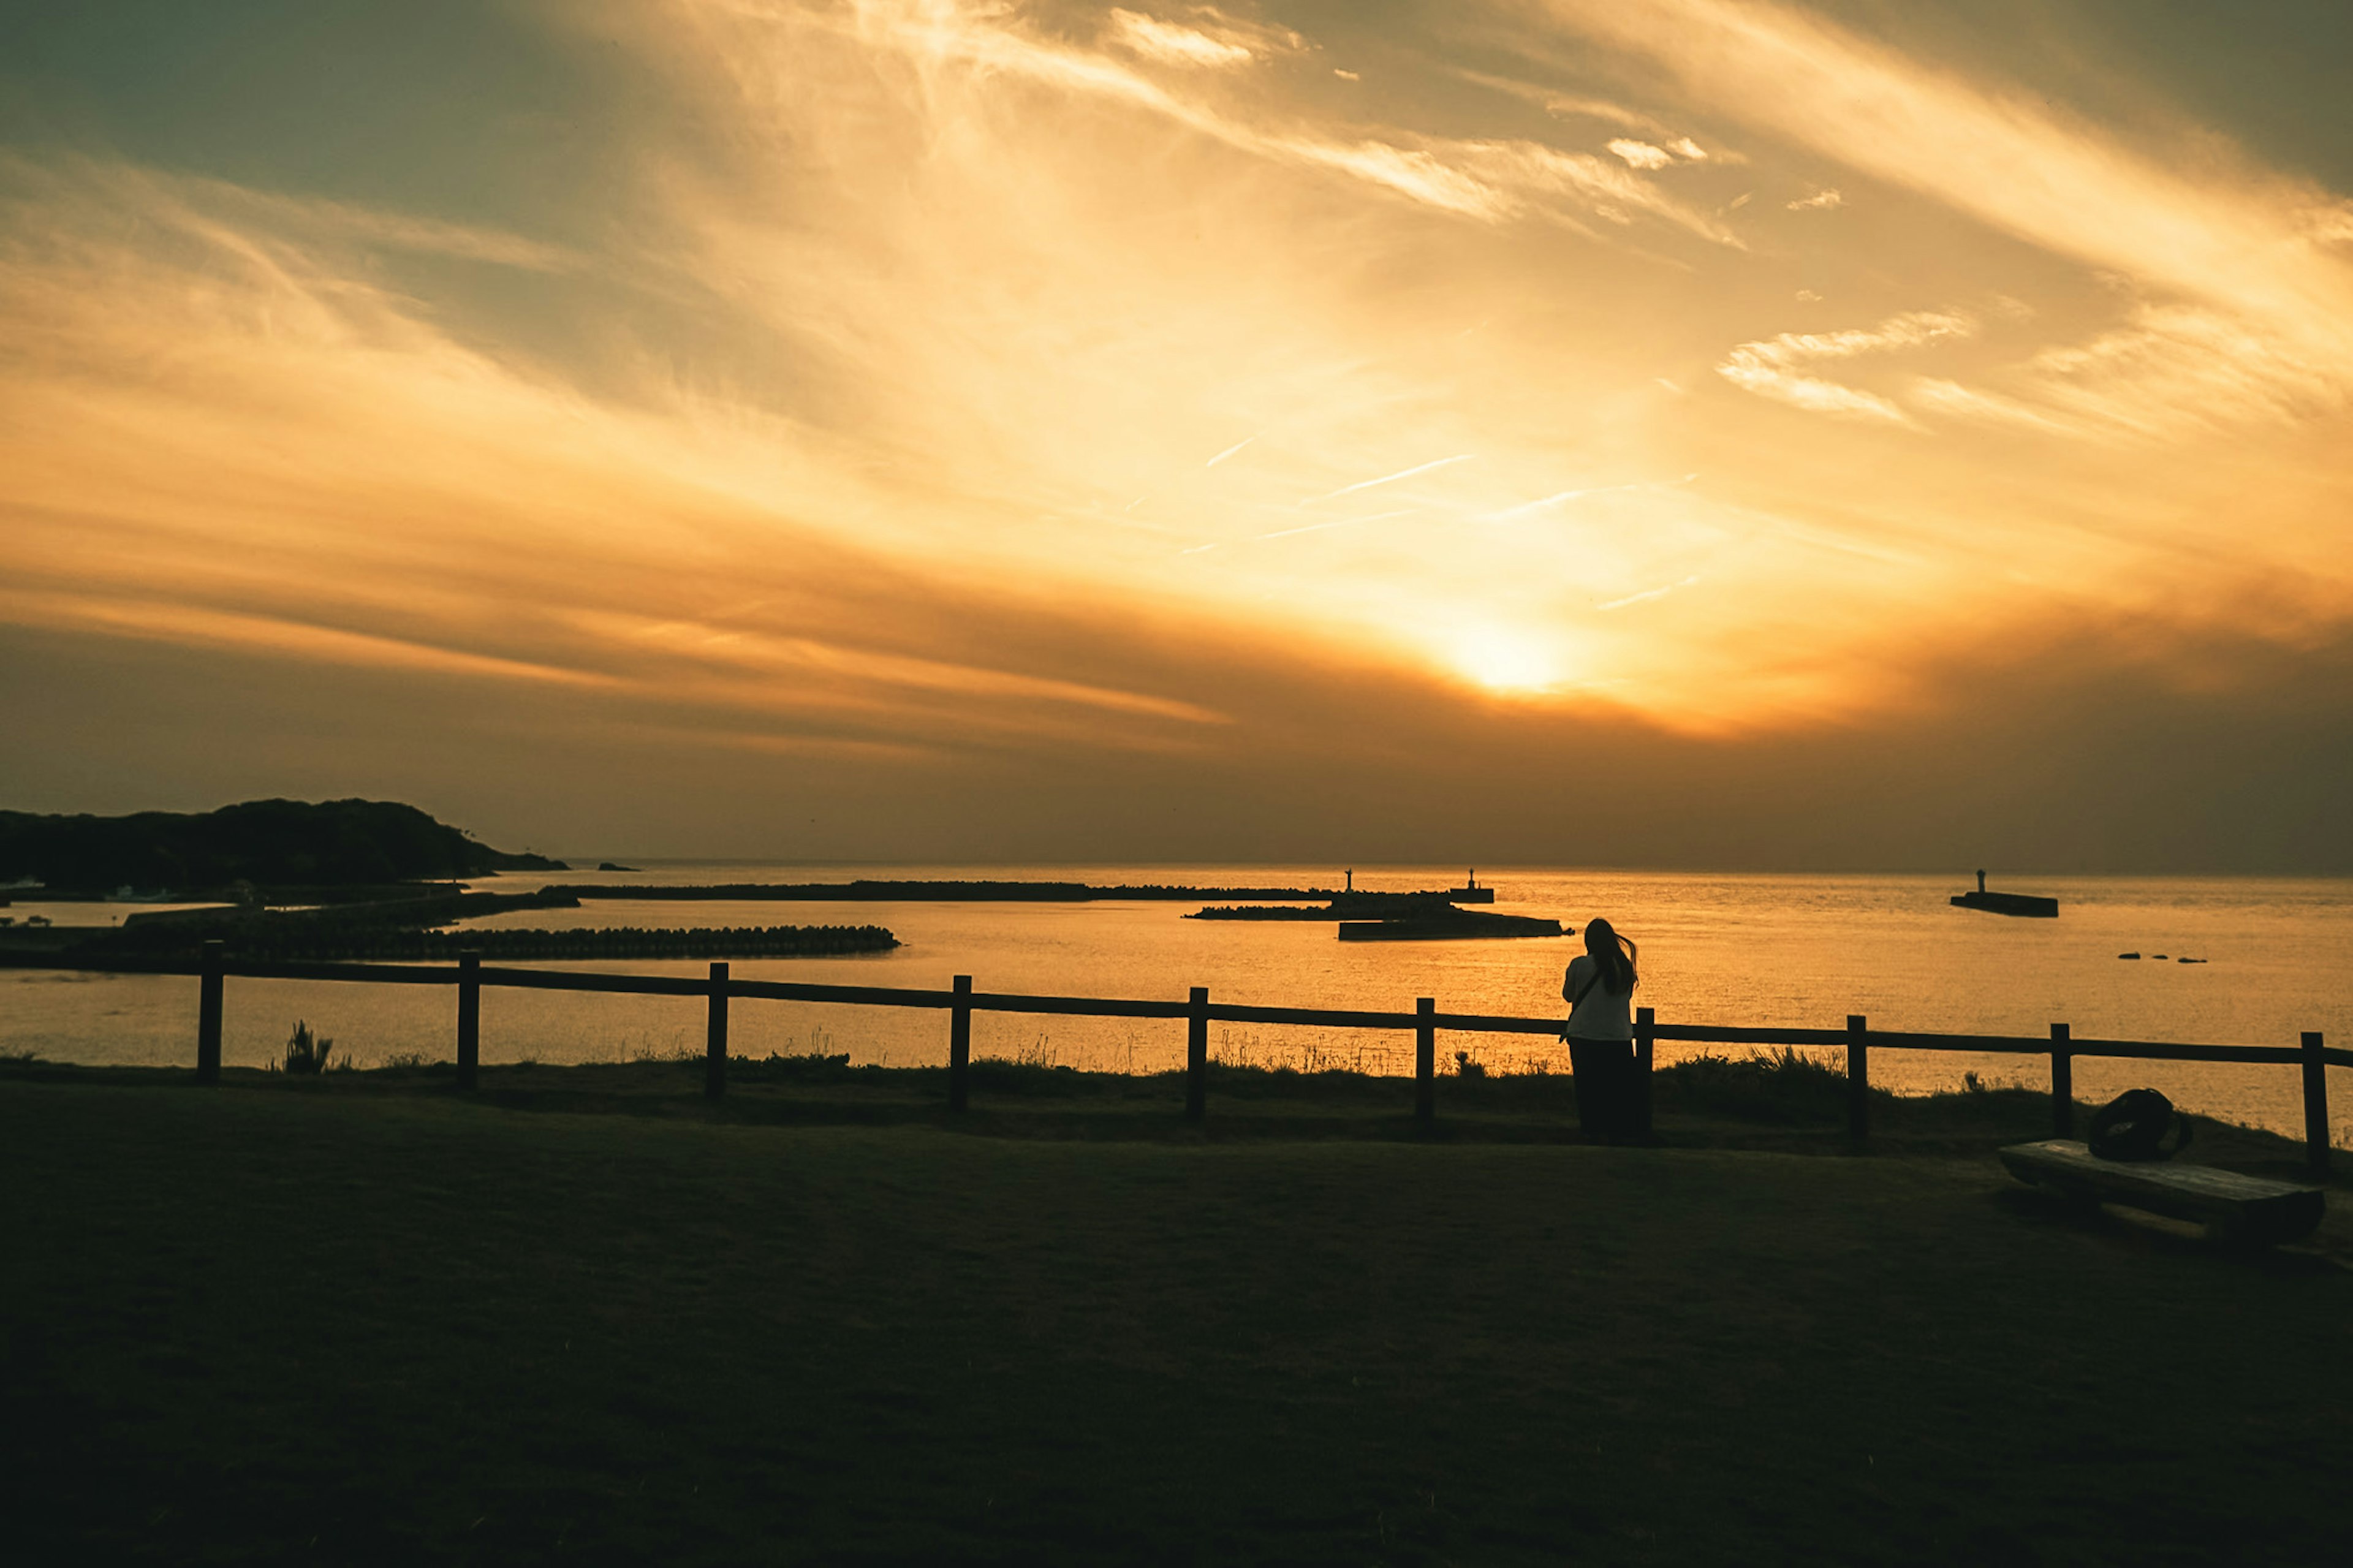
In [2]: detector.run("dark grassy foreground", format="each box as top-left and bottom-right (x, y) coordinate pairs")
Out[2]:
(4, 1063), (2349, 1566)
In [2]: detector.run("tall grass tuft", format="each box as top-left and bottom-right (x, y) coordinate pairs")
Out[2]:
(282, 1020), (334, 1075)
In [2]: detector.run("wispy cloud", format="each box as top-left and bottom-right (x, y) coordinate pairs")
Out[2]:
(0, 156), (1230, 756)
(2015, 305), (2340, 436)
(1905, 377), (2080, 436)
(0, 587), (623, 692)
(1903, 301), (2343, 442)
(1536, 0), (2353, 368)
(1609, 139), (1674, 171)
(1104, 8), (1300, 69)
(1449, 69), (1670, 136)
(1786, 187), (1843, 211)
(568, 610), (1228, 724)
(1717, 310), (1975, 422)
(805, 2), (1741, 242)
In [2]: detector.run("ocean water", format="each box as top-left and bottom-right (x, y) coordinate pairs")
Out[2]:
(7, 865), (2349, 1142)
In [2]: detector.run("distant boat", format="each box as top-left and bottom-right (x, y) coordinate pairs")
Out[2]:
(1950, 869), (2058, 918)
(1337, 909), (1562, 942)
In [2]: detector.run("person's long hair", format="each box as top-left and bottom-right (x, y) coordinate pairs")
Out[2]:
(1584, 917), (1638, 996)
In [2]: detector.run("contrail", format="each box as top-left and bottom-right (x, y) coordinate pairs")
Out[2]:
(1596, 575), (1700, 611)
(1257, 508), (1417, 541)
(1483, 474), (1699, 522)
(1301, 453), (1473, 505)
(1483, 487), (1598, 521)
(1203, 436), (1256, 468)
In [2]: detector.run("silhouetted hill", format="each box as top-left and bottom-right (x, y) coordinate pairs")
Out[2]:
(0, 799), (566, 890)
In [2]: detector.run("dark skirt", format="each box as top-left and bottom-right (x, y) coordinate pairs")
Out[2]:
(1568, 1039), (1637, 1141)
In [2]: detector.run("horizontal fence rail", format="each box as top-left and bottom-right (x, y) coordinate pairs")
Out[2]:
(135, 941), (2349, 1175)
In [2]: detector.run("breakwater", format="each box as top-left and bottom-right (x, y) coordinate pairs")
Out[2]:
(549, 880), (1344, 903)
(1189, 906), (1332, 920)
(0, 922), (900, 966)
(211, 925), (900, 963)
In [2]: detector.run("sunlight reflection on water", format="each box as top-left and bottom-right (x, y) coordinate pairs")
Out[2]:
(7, 865), (2349, 1140)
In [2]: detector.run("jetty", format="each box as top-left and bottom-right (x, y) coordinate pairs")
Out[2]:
(1192, 873), (1559, 941)
(1449, 869), (1495, 904)
(1950, 869), (2058, 918)
(1190, 872), (1515, 930)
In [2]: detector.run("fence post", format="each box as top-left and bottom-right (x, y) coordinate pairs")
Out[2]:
(457, 950), (481, 1091)
(705, 961), (729, 1099)
(2303, 1032), (2330, 1179)
(195, 939), (224, 1084)
(1185, 986), (1208, 1123)
(1414, 997), (1435, 1129)
(2049, 1022), (2071, 1139)
(1634, 1006), (1656, 1140)
(1845, 1015), (1869, 1144)
(948, 975), (971, 1111)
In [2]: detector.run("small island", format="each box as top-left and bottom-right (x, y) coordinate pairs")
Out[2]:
(0, 800), (897, 966)
(0, 797), (567, 896)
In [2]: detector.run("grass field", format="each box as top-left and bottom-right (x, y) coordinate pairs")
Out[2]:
(4, 1062), (2349, 1565)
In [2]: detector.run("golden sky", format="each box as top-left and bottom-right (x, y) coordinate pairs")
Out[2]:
(4, 1), (2352, 868)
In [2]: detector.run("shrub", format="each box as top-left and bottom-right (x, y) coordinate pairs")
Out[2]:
(757, 1051), (854, 1081)
(282, 1020), (334, 1074)
(1655, 1047), (1857, 1123)
(1454, 1050), (1486, 1080)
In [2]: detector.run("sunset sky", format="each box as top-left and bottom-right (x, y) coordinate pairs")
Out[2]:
(4, 1), (2351, 869)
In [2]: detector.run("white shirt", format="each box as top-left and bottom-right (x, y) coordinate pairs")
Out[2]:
(1563, 954), (1634, 1040)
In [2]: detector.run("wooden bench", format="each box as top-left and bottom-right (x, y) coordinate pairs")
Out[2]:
(1999, 1140), (2325, 1245)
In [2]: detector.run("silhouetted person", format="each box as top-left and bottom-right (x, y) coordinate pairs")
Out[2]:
(1563, 917), (1640, 1142)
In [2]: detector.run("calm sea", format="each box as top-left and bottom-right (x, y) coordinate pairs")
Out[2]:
(8, 865), (2350, 1142)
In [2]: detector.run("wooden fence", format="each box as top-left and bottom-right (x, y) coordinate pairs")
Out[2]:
(173, 941), (2345, 1176)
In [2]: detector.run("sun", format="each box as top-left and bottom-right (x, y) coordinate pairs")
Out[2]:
(1447, 627), (1561, 695)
